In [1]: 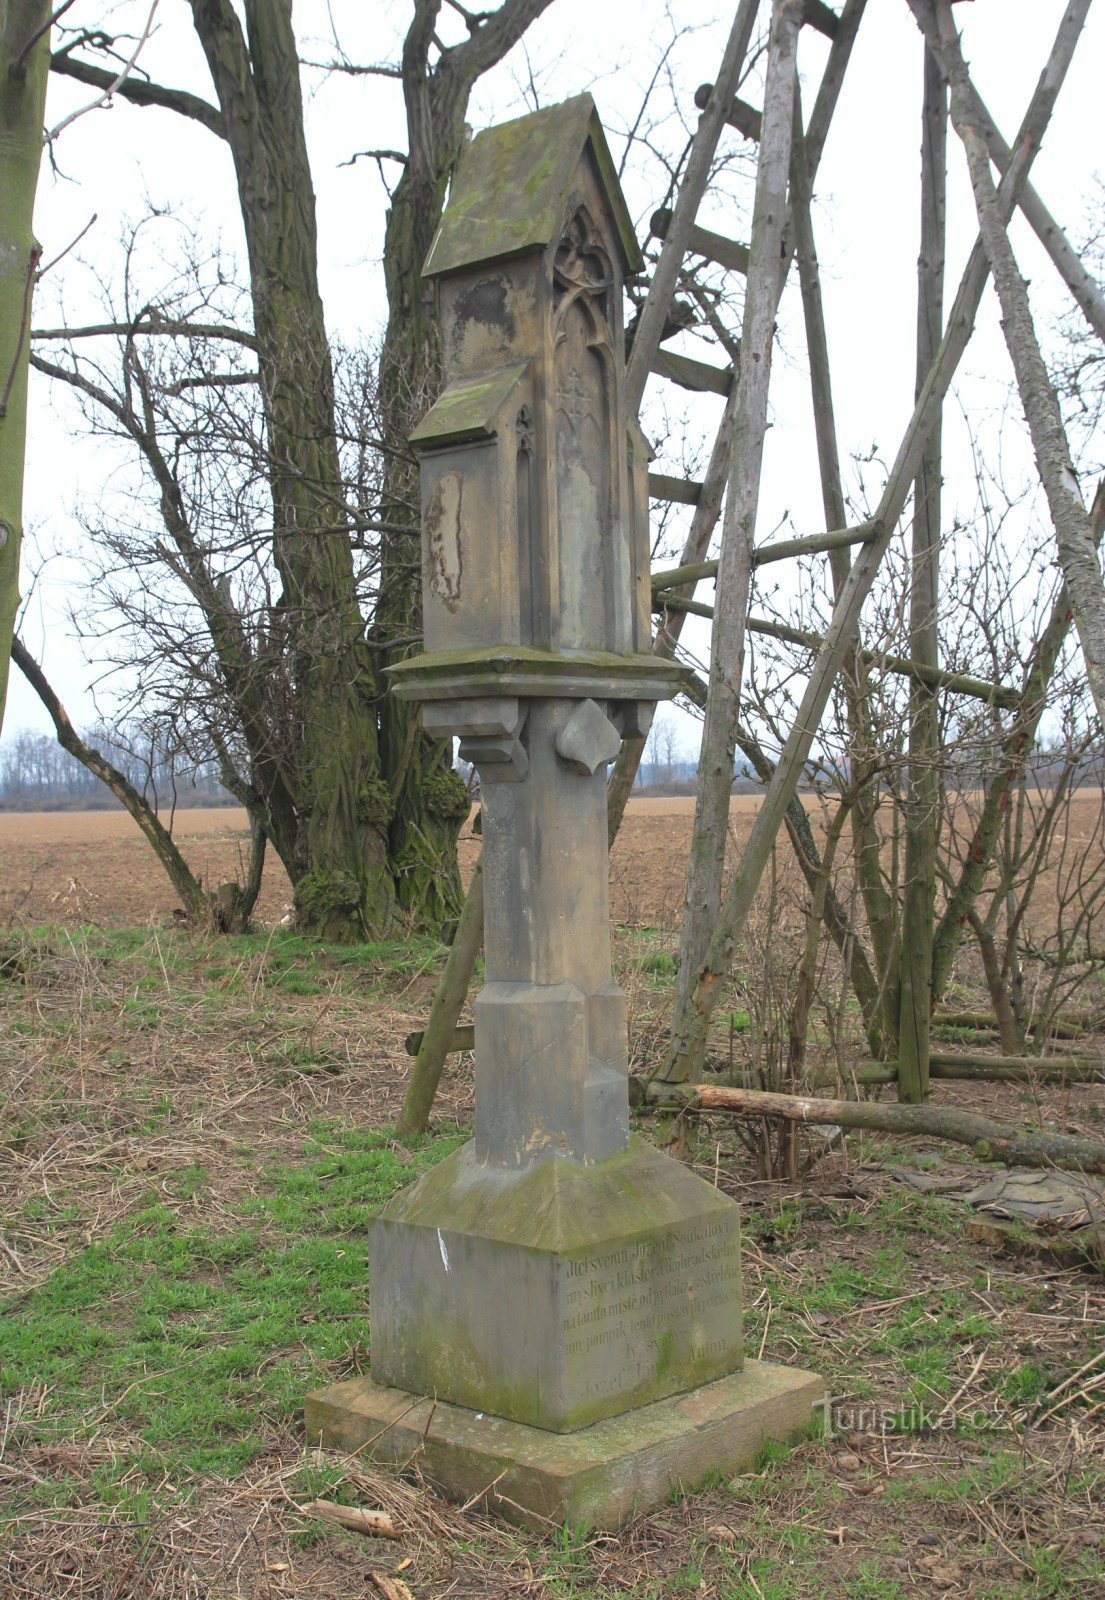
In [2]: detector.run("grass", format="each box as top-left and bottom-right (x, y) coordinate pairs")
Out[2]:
(2, 920), (1104, 1596)
(1, 1121), (464, 1492)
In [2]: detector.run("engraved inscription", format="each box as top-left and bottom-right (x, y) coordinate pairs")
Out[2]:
(425, 470), (464, 612)
(560, 1220), (740, 1395)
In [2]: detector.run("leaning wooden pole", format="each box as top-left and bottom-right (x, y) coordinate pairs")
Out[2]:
(625, 0), (761, 413)
(907, 0), (1105, 345)
(938, 2), (1105, 734)
(898, 36), (947, 1104)
(789, 97), (898, 1056)
(674, 0), (804, 1036)
(608, 383), (739, 841)
(396, 859), (484, 1137)
(658, 0), (1091, 1084)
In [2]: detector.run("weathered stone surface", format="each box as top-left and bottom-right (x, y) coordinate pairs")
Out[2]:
(304, 1361), (826, 1531)
(370, 1138), (742, 1432)
(387, 646), (685, 704)
(422, 93), (642, 281)
(555, 698), (622, 775)
(336, 96), (821, 1502)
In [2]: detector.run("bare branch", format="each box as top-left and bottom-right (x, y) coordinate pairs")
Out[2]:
(31, 319), (258, 350)
(339, 147), (408, 169)
(46, 0), (161, 144)
(11, 636), (210, 917)
(445, 0), (557, 91)
(49, 43), (225, 137)
(299, 56), (402, 78)
(8, 0), (77, 81)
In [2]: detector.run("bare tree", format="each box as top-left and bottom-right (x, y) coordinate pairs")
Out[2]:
(37, 0), (555, 940)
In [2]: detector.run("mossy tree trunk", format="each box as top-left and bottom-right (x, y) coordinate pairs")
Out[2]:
(187, 0), (393, 942)
(47, 1), (553, 939)
(0, 0), (50, 734)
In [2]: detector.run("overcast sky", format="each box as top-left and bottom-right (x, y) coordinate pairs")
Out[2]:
(7, 0), (1103, 751)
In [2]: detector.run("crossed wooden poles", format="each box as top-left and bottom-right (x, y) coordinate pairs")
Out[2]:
(399, 0), (1104, 1136)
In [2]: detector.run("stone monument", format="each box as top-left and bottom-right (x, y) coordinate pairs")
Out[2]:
(305, 93), (822, 1528)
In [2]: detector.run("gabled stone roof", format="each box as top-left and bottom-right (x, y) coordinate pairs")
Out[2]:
(422, 93), (642, 279)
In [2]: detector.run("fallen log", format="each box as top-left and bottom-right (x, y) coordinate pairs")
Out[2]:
(637, 1081), (1105, 1174)
(858, 1053), (1104, 1086)
(931, 1056), (1103, 1085)
(934, 1009), (1094, 1041)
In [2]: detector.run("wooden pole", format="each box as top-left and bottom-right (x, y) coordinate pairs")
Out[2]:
(625, 0), (761, 413)
(655, 601), (1021, 708)
(789, 93), (899, 1054)
(898, 36), (947, 1104)
(907, 0), (1105, 344)
(674, 0), (804, 1038)
(659, 0), (1091, 1084)
(395, 860), (484, 1136)
(938, 4), (1105, 734)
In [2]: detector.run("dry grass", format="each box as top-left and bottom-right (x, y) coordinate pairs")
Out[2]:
(1, 808), (1104, 1597)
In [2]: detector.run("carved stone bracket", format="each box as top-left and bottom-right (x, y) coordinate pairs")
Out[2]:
(424, 696), (529, 784)
(554, 698), (621, 776)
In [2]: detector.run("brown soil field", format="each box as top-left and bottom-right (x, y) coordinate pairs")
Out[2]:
(0, 793), (826, 932)
(6, 788), (1103, 928)
(0, 799), (710, 930)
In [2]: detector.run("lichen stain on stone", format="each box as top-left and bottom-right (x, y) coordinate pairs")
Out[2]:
(451, 275), (515, 361)
(426, 470), (464, 613)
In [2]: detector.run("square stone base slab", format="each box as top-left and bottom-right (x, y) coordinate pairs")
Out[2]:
(304, 1361), (825, 1531)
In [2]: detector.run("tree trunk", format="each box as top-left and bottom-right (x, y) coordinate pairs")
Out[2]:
(373, 91), (471, 929)
(0, 0), (50, 732)
(189, 0), (393, 941)
(372, 3), (556, 929)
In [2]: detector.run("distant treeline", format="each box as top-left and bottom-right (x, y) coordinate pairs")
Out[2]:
(0, 726), (233, 811)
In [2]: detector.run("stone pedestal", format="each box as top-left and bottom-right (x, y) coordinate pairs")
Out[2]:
(370, 1138), (742, 1432)
(305, 1362), (824, 1532)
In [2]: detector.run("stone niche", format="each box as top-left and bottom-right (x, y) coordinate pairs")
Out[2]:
(400, 93), (654, 678)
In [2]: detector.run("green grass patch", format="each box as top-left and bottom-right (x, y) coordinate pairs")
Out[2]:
(0, 1122), (464, 1482)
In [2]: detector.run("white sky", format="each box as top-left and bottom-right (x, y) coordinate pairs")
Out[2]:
(7, 0), (1103, 753)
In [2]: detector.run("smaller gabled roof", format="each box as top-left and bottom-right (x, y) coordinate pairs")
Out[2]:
(422, 93), (642, 280)
(409, 361), (529, 449)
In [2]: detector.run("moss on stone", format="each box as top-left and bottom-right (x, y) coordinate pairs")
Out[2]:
(422, 94), (643, 279)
